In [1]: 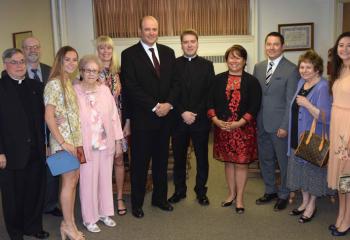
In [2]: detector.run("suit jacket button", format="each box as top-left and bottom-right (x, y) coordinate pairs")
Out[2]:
(27, 138), (31, 143)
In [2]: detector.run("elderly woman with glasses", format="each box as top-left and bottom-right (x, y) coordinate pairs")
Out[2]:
(286, 50), (332, 223)
(74, 55), (123, 233)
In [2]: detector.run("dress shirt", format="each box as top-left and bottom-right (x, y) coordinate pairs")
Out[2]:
(140, 41), (160, 66)
(27, 65), (43, 82)
(267, 55), (283, 75)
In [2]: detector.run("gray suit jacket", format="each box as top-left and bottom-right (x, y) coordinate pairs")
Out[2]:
(253, 57), (299, 133)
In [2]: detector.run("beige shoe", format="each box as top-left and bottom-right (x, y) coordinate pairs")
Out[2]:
(99, 216), (116, 227)
(83, 222), (101, 233)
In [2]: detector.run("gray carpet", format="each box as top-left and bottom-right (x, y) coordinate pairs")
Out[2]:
(0, 150), (339, 240)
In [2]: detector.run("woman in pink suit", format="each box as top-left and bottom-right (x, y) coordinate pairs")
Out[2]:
(74, 55), (123, 233)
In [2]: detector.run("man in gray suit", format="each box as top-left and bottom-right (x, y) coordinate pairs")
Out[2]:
(253, 32), (299, 211)
(22, 37), (62, 217)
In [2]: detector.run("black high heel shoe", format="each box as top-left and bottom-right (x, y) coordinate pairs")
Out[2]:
(221, 199), (234, 207)
(235, 207), (245, 214)
(328, 224), (336, 231)
(221, 196), (236, 207)
(298, 208), (317, 223)
(331, 227), (350, 236)
(289, 208), (305, 216)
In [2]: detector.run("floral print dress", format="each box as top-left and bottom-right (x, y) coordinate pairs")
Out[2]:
(212, 75), (257, 164)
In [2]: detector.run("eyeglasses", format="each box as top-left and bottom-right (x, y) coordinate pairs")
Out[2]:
(24, 45), (40, 51)
(6, 60), (25, 65)
(82, 69), (99, 75)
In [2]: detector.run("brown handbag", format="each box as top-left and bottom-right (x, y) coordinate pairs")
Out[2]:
(295, 112), (329, 167)
(76, 146), (87, 164)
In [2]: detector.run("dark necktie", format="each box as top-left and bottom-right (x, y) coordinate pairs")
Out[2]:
(31, 69), (41, 82)
(265, 61), (274, 85)
(149, 48), (160, 78)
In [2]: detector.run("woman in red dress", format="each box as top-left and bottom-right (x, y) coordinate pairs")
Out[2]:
(208, 45), (261, 213)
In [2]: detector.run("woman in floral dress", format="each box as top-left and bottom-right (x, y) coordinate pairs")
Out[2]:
(44, 46), (84, 240)
(208, 45), (261, 214)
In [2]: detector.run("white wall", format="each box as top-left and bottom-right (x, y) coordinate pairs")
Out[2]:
(61, 0), (336, 75)
(257, 0), (335, 66)
(0, 0), (54, 72)
(64, 0), (95, 57)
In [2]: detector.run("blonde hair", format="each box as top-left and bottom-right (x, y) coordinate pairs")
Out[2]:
(48, 46), (78, 105)
(96, 35), (119, 74)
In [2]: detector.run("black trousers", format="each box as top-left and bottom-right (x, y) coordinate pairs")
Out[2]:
(43, 165), (59, 212)
(130, 128), (171, 209)
(172, 122), (209, 196)
(0, 150), (46, 240)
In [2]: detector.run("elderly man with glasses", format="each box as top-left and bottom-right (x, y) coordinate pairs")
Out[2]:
(0, 48), (49, 240)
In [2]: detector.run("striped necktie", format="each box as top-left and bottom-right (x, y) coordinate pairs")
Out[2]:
(265, 61), (274, 85)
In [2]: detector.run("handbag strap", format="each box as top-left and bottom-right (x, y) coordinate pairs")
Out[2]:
(305, 111), (327, 151)
(319, 111), (328, 151)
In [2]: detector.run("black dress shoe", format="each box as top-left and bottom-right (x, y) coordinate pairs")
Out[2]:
(273, 198), (288, 211)
(289, 208), (305, 216)
(25, 230), (49, 239)
(256, 193), (278, 205)
(152, 201), (174, 211)
(132, 208), (144, 218)
(235, 207), (245, 214)
(197, 195), (210, 206)
(331, 227), (350, 236)
(44, 207), (63, 217)
(298, 208), (317, 223)
(328, 224), (337, 231)
(168, 192), (186, 203)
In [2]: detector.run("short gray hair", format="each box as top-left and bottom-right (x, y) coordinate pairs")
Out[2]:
(2, 48), (23, 62)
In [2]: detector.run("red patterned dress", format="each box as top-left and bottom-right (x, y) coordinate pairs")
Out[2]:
(209, 75), (258, 164)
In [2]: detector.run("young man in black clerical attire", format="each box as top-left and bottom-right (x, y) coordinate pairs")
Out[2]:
(0, 48), (49, 240)
(169, 29), (215, 206)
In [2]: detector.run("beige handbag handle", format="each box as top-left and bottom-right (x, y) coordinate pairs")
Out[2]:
(305, 111), (328, 151)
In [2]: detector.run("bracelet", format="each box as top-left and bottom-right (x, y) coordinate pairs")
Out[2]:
(59, 140), (65, 146)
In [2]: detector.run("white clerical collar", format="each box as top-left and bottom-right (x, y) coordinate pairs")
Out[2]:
(183, 55), (197, 61)
(9, 75), (25, 84)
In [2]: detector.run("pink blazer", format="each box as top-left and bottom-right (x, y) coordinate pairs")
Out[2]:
(74, 83), (123, 161)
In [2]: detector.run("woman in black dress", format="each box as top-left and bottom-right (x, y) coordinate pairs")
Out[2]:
(208, 45), (262, 213)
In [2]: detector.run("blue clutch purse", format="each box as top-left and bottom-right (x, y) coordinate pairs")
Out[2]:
(47, 150), (80, 176)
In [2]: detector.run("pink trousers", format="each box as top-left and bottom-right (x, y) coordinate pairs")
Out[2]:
(79, 150), (114, 224)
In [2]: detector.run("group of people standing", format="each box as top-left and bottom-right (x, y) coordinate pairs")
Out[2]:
(0, 14), (349, 240)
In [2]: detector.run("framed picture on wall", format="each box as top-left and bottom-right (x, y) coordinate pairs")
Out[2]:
(12, 31), (33, 48)
(278, 23), (314, 51)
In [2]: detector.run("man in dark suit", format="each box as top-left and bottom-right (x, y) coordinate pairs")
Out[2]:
(22, 37), (62, 217)
(0, 48), (49, 240)
(253, 32), (299, 211)
(168, 29), (214, 206)
(22, 37), (51, 85)
(121, 16), (178, 218)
